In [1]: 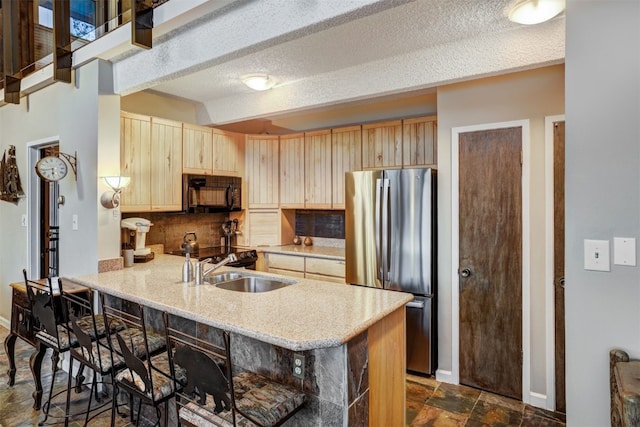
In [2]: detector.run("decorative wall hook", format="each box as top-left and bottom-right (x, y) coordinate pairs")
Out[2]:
(58, 151), (78, 180)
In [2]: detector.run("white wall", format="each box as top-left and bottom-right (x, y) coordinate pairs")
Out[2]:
(565, 1), (640, 425)
(436, 65), (564, 402)
(0, 59), (119, 323)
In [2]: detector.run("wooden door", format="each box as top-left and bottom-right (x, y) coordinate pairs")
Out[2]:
(279, 133), (305, 208)
(459, 127), (523, 399)
(403, 115), (437, 167)
(362, 120), (402, 170)
(213, 129), (244, 177)
(182, 123), (213, 175)
(331, 125), (362, 209)
(150, 117), (182, 211)
(246, 135), (279, 208)
(120, 112), (151, 212)
(554, 121), (566, 413)
(304, 130), (332, 209)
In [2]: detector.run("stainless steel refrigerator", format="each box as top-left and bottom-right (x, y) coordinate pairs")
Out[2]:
(345, 168), (436, 375)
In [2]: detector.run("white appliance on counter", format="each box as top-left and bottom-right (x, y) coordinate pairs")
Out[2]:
(345, 168), (437, 375)
(121, 217), (153, 256)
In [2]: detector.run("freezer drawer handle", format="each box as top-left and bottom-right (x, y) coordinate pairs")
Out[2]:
(406, 300), (425, 309)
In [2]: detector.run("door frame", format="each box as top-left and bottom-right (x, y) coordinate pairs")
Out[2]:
(450, 119), (531, 402)
(26, 136), (61, 279)
(545, 114), (565, 411)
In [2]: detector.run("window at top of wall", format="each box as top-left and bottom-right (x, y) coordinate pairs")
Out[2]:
(38, 0), (96, 41)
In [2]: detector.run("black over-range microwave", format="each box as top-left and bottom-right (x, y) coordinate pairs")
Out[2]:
(182, 174), (241, 213)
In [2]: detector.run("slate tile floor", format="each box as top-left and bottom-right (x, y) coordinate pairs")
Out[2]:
(406, 374), (566, 427)
(0, 324), (565, 426)
(0, 325), (153, 427)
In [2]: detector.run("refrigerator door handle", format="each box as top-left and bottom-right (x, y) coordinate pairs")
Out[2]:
(406, 300), (425, 309)
(375, 178), (383, 280)
(381, 178), (391, 282)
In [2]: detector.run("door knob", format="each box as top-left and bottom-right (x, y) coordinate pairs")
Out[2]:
(460, 268), (472, 278)
(557, 276), (565, 288)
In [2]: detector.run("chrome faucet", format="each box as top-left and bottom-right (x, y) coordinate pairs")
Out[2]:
(195, 254), (238, 285)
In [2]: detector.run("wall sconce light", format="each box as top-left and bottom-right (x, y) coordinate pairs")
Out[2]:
(241, 74), (276, 91)
(100, 176), (131, 209)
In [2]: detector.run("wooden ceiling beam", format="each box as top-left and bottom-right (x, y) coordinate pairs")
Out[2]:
(1, 0), (36, 104)
(132, 0), (153, 49)
(53, 0), (71, 83)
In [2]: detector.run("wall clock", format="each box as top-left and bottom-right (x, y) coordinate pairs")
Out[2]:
(35, 155), (68, 182)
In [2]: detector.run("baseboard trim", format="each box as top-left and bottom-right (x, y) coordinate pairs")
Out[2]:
(435, 369), (456, 384)
(0, 316), (9, 330)
(529, 391), (548, 409)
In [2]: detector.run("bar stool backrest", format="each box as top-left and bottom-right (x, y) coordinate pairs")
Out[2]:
(163, 312), (237, 425)
(59, 280), (113, 374)
(23, 269), (61, 350)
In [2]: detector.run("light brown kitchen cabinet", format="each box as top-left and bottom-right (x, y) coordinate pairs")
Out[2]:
(403, 115), (437, 167)
(331, 125), (362, 209)
(120, 112), (183, 212)
(305, 257), (346, 283)
(362, 120), (403, 170)
(182, 123), (213, 174)
(120, 112), (151, 211)
(304, 130), (332, 209)
(266, 253), (306, 278)
(150, 117), (183, 211)
(264, 252), (346, 283)
(279, 133), (305, 208)
(246, 135), (280, 208)
(213, 129), (244, 177)
(245, 209), (294, 247)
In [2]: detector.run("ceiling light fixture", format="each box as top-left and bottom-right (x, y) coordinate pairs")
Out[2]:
(508, 0), (565, 25)
(241, 74), (276, 91)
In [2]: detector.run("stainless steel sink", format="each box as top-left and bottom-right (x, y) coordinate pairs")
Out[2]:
(203, 272), (245, 284)
(215, 276), (292, 293)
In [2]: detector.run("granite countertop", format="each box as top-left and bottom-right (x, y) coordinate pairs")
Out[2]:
(258, 245), (345, 260)
(65, 254), (410, 351)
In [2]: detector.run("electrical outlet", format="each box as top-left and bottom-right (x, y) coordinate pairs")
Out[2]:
(293, 353), (305, 379)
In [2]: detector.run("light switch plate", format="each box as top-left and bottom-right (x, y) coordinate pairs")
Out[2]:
(614, 237), (636, 266)
(584, 239), (610, 271)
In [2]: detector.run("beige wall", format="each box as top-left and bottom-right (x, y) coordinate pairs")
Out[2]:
(436, 65), (564, 399)
(120, 91), (199, 123)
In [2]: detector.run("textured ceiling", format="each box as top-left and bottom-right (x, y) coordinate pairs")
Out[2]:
(112, 0), (565, 127)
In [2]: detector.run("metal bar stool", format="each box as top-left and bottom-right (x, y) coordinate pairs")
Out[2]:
(164, 312), (307, 427)
(100, 296), (174, 426)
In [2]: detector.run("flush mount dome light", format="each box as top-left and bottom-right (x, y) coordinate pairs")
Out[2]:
(241, 74), (276, 91)
(508, 0), (565, 25)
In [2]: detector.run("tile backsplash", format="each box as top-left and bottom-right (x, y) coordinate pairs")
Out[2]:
(295, 210), (345, 239)
(122, 212), (228, 252)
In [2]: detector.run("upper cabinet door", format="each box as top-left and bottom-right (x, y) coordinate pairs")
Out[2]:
(182, 123), (213, 174)
(279, 133), (305, 209)
(403, 115), (437, 167)
(213, 129), (244, 177)
(150, 117), (183, 211)
(331, 125), (362, 209)
(304, 130), (332, 209)
(362, 120), (403, 170)
(120, 112), (151, 212)
(246, 135), (279, 208)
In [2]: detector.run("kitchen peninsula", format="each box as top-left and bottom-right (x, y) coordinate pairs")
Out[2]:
(65, 254), (411, 425)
